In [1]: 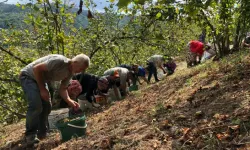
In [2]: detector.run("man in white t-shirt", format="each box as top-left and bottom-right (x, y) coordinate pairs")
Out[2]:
(104, 67), (134, 100)
(146, 55), (167, 83)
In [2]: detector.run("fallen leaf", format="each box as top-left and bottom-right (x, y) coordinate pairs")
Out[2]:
(159, 120), (172, 130)
(216, 133), (230, 141)
(216, 133), (223, 140)
(182, 127), (191, 135)
(195, 111), (203, 119)
(100, 139), (110, 149)
(177, 114), (187, 120)
(227, 125), (240, 136)
(228, 125), (239, 130)
(213, 113), (229, 120)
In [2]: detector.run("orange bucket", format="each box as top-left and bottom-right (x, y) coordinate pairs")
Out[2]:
(94, 95), (107, 104)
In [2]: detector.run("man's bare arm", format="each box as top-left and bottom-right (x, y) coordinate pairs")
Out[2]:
(59, 83), (80, 109)
(33, 63), (47, 90)
(33, 63), (50, 100)
(59, 84), (71, 103)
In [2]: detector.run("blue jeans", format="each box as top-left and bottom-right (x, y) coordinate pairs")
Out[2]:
(20, 75), (52, 136)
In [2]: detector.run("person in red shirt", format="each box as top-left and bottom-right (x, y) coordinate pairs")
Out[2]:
(186, 40), (205, 67)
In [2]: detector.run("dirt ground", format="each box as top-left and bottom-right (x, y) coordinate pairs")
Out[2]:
(1, 51), (250, 150)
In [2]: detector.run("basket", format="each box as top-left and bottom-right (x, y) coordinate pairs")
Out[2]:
(56, 115), (87, 142)
(95, 95), (107, 104)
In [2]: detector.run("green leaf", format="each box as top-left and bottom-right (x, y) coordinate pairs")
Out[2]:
(156, 33), (164, 40)
(26, 3), (32, 7)
(117, 0), (132, 9)
(175, 8), (179, 14)
(134, 0), (146, 5)
(110, 0), (115, 2)
(33, 5), (39, 11)
(104, 7), (109, 12)
(16, 3), (21, 7)
(156, 12), (162, 19)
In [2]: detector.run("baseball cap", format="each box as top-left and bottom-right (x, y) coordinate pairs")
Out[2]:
(111, 70), (119, 78)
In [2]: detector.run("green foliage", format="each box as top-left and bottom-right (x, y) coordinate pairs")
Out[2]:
(116, 0), (132, 9)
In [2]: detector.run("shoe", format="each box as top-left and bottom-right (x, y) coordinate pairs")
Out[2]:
(25, 135), (40, 145)
(92, 102), (101, 108)
(155, 79), (161, 82)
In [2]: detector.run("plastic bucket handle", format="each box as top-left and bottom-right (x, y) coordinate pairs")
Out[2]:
(50, 112), (68, 116)
(67, 123), (87, 129)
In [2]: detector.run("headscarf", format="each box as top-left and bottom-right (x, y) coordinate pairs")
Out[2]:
(67, 80), (82, 99)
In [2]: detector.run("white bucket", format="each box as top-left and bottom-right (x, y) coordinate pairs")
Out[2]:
(157, 69), (166, 79)
(108, 88), (121, 101)
(48, 108), (69, 129)
(201, 51), (212, 62)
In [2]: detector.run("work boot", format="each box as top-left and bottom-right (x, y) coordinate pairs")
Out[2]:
(25, 134), (40, 146)
(92, 102), (101, 108)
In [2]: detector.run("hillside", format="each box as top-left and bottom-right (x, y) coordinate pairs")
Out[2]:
(0, 3), (130, 29)
(1, 51), (250, 149)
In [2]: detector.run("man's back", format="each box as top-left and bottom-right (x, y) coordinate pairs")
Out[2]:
(73, 73), (99, 95)
(148, 55), (164, 67)
(21, 54), (71, 82)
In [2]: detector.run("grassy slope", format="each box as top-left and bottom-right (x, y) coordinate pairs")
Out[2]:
(1, 50), (250, 149)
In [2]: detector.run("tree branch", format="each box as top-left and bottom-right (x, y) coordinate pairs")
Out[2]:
(0, 46), (28, 65)
(89, 36), (140, 59)
(200, 9), (215, 32)
(0, 102), (25, 119)
(0, 77), (19, 83)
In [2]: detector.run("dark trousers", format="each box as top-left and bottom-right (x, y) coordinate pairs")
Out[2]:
(20, 75), (51, 136)
(147, 62), (158, 82)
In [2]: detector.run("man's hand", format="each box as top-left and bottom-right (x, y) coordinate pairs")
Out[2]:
(67, 99), (80, 111)
(40, 88), (50, 101)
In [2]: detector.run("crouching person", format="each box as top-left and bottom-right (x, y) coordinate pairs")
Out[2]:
(104, 67), (135, 100)
(163, 57), (177, 75)
(19, 54), (89, 145)
(133, 65), (149, 85)
(119, 64), (148, 85)
(241, 35), (250, 48)
(146, 55), (168, 83)
(186, 40), (204, 67)
(72, 73), (109, 108)
(58, 80), (82, 109)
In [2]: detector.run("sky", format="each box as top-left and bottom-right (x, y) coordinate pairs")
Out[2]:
(3, 0), (114, 12)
